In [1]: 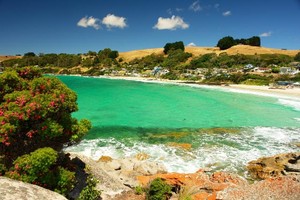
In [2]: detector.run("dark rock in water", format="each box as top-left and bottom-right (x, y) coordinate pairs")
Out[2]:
(247, 152), (300, 180)
(0, 176), (67, 200)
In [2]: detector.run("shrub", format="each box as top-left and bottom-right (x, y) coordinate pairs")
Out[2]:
(147, 178), (172, 200)
(164, 41), (185, 54)
(295, 52), (300, 62)
(135, 185), (145, 195)
(0, 67), (91, 167)
(78, 175), (101, 200)
(5, 147), (75, 196)
(217, 36), (235, 50)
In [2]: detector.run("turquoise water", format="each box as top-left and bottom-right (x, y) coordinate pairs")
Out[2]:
(58, 75), (300, 174)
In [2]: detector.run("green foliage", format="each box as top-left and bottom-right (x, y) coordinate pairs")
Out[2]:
(24, 52), (36, 57)
(57, 54), (81, 68)
(129, 53), (164, 70)
(162, 49), (192, 69)
(217, 36), (261, 50)
(189, 53), (217, 69)
(98, 48), (119, 60)
(217, 36), (236, 50)
(147, 178), (172, 200)
(55, 167), (76, 195)
(294, 52), (300, 62)
(163, 41), (185, 54)
(0, 67), (91, 166)
(78, 175), (101, 200)
(6, 147), (58, 182)
(161, 71), (178, 80)
(5, 147), (75, 196)
(135, 185), (145, 195)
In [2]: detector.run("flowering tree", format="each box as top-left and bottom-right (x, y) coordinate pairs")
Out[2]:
(0, 67), (91, 168)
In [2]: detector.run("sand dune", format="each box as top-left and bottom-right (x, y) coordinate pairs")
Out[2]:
(119, 45), (300, 62)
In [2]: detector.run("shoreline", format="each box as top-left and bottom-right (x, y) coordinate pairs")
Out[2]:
(62, 74), (300, 100)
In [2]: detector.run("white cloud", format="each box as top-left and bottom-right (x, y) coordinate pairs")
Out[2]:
(102, 14), (127, 29)
(260, 31), (272, 37)
(153, 15), (189, 30)
(222, 11), (231, 16)
(187, 42), (196, 47)
(189, 1), (202, 12)
(77, 16), (100, 30)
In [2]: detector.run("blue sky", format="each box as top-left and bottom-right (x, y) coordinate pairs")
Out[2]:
(0, 0), (299, 55)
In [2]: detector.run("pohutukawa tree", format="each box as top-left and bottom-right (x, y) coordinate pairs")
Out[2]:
(0, 67), (91, 168)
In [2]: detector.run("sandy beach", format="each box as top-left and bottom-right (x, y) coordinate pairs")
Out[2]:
(96, 75), (300, 100)
(222, 84), (300, 100)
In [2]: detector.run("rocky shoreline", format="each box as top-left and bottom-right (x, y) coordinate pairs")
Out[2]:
(1, 151), (299, 199)
(67, 152), (300, 200)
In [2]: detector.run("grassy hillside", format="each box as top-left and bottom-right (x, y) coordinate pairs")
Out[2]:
(0, 55), (22, 62)
(119, 45), (300, 62)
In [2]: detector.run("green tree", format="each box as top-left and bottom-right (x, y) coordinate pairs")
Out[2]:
(248, 36), (261, 47)
(24, 52), (36, 57)
(295, 52), (300, 62)
(163, 41), (185, 54)
(0, 67), (91, 167)
(217, 36), (236, 50)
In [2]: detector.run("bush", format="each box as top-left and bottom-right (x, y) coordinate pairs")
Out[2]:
(147, 178), (172, 200)
(135, 185), (145, 195)
(0, 67), (91, 167)
(5, 147), (75, 196)
(295, 52), (300, 62)
(78, 175), (101, 200)
(164, 41), (185, 54)
(217, 36), (235, 50)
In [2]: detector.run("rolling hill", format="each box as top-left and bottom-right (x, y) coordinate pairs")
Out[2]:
(119, 45), (300, 62)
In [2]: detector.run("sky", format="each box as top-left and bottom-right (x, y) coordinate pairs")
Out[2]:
(0, 0), (300, 55)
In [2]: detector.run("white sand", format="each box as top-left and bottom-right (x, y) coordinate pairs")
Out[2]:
(95, 75), (300, 100)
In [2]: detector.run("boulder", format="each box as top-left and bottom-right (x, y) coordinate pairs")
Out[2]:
(68, 153), (167, 199)
(0, 177), (67, 200)
(247, 152), (300, 179)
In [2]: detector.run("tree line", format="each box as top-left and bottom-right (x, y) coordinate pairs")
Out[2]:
(1, 48), (119, 69)
(217, 36), (261, 50)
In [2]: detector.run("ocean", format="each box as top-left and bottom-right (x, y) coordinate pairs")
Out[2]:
(58, 75), (300, 175)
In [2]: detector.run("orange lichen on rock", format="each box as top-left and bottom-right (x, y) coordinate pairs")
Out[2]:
(247, 152), (300, 179)
(98, 155), (113, 163)
(148, 132), (188, 139)
(167, 142), (192, 150)
(137, 170), (247, 200)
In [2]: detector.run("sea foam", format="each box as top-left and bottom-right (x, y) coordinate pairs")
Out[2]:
(65, 127), (300, 174)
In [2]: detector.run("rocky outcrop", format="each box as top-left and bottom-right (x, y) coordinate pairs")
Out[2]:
(247, 152), (300, 179)
(137, 170), (248, 200)
(68, 153), (167, 200)
(67, 152), (300, 200)
(0, 176), (67, 200)
(217, 176), (300, 200)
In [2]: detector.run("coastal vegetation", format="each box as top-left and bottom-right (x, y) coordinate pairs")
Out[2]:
(217, 36), (261, 50)
(1, 39), (299, 86)
(0, 67), (92, 198)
